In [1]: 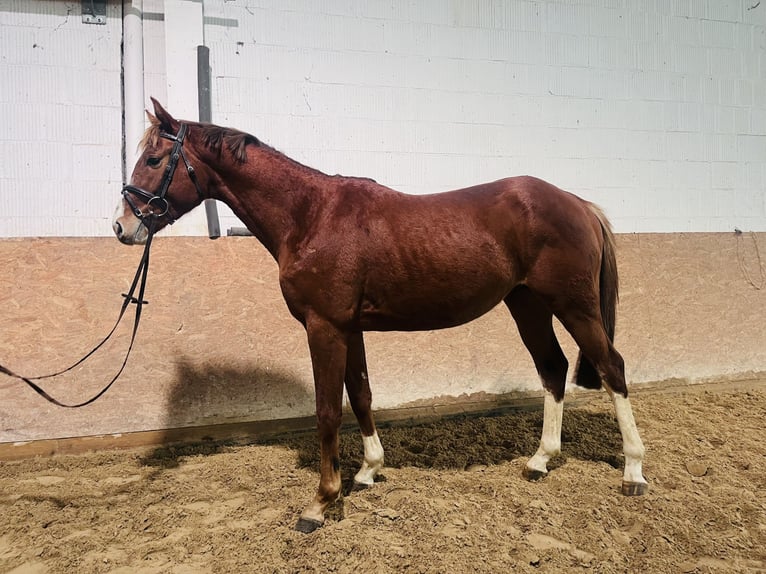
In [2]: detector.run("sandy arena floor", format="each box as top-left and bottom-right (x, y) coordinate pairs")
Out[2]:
(1, 380), (764, 573)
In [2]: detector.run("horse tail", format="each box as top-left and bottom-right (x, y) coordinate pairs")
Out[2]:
(592, 203), (618, 341)
(573, 203), (619, 389)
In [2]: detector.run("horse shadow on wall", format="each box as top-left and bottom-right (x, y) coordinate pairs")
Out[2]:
(140, 356), (315, 469)
(166, 356), (315, 428)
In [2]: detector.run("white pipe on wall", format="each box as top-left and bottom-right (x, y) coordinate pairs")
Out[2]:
(162, 0), (209, 236)
(122, 0), (145, 178)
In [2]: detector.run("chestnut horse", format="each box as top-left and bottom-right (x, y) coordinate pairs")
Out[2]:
(113, 99), (647, 533)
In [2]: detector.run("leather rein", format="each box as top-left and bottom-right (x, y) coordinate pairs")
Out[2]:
(0, 123), (202, 408)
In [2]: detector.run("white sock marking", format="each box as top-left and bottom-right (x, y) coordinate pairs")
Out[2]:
(354, 431), (384, 486)
(613, 394), (647, 485)
(526, 391), (563, 475)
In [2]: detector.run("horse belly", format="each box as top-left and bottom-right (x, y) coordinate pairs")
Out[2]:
(358, 266), (513, 332)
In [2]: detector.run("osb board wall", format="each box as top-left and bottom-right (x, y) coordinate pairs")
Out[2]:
(0, 233), (764, 445)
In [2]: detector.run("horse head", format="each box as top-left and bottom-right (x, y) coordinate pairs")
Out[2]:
(113, 98), (207, 245)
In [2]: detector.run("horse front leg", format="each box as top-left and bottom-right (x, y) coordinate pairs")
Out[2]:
(344, 332), (384, 489)
(295, 318), (348, 534)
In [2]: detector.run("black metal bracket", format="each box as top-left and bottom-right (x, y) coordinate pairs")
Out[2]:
(82, 0), (107, 25)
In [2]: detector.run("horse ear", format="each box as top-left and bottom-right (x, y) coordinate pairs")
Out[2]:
(150, 97), (179, 133)
(145, 109), (160, 126)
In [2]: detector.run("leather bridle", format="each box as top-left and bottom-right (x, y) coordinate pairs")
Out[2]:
(121, 122), (205, 225)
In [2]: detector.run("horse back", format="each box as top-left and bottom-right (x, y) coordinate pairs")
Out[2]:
(348, 175), (602, 272)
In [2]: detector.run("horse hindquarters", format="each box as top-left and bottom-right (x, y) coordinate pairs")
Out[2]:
(539, 205), (647, 495)
(512, 197), (646, 495)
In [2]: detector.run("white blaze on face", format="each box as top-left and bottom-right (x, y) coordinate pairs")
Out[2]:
(112, 197), (149, 245)
(111, 199), (126, 233)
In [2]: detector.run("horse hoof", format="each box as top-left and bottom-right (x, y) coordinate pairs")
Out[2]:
(351, 481), (372, 492)
(522, 467), (547, 482)
(295, 517), (324, 534)
(621, 481), (648, 496)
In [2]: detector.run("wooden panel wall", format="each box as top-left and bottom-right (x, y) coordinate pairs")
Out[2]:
(1, 233), (764, 449)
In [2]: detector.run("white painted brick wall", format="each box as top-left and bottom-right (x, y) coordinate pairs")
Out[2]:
(200, 0), (766, 233)
(0, 0), (123, 237)
(1, 0), (765, 236)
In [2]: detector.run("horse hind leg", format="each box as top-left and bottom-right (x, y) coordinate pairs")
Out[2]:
(524, 392), (564, 481)
(505, 287), (568, 481)
(573, 352), (603, 390)
(556, 309), (648, 496)
(611, 390), (647, 495)
(344, 332), (384, 490)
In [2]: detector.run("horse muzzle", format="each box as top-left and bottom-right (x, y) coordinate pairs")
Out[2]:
(113, 202), (150, 245)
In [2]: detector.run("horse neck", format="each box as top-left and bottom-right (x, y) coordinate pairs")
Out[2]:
(210, 146), (327, 259)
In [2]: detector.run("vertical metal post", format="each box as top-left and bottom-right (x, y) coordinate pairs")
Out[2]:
(197, 45), (221, 239)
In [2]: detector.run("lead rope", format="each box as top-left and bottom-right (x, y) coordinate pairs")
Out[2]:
(0, 217), (158, 408)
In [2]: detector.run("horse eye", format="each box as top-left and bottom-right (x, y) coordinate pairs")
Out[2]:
(147, 157), (162, 168)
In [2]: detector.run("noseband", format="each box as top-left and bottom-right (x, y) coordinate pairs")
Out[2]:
(121, 123), (205, 225)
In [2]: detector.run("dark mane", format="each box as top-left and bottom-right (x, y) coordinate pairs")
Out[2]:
(140, 122), (259, 164)
(198, 124), (260, 164)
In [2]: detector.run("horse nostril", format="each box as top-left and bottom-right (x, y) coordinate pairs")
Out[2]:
(114, 221), (123, 237)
